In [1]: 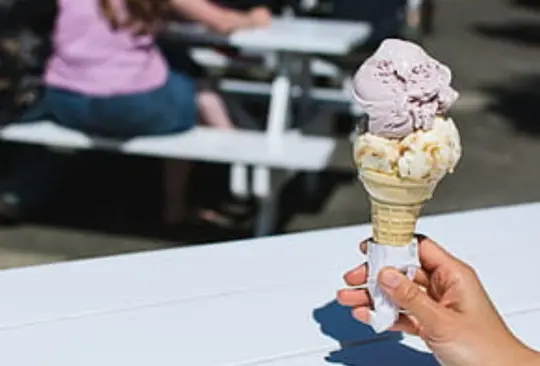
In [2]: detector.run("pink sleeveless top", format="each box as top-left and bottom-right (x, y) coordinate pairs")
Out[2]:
(45, 0), (168, 96)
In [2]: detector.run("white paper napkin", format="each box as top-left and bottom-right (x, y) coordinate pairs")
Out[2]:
(367, 238), (420, 332)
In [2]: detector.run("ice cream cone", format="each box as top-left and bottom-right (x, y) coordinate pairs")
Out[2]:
(359, 169), (439, 246)
(349, 38), (460, 333)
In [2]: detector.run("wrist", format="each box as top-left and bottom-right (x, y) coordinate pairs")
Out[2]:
(520, 349), (540, 365)
(507, 341), (540, 366)
(476, 333), (540, 366)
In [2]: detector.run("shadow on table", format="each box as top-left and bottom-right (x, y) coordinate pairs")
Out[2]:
(38, 155), (255, 243)
(313, 300), (437, 366)
(0, 149), (251, 244)
(473, 20), (540, 47)
(480, 74), (540, 136)
(0, 143), (355, 248)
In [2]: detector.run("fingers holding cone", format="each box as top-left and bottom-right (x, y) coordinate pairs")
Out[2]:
(337, 235), (432, 319)
(344, 237), (431, 286)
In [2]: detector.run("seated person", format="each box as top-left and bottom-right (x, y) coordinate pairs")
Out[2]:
(0, 0), (271, 224)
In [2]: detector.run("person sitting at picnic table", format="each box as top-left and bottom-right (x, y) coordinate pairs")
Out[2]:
(0, 0), (271, 225)
(337, 235), (540, 366)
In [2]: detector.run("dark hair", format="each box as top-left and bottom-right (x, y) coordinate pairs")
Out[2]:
(99, 0), (171, 35)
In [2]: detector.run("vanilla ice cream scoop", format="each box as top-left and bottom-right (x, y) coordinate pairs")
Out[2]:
(353, 39), (459, 139)
(354, 116), (461, 182)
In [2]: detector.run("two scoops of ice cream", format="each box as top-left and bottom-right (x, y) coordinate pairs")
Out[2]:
(349, 38), (462, 332)
(352, 38), (462, 246)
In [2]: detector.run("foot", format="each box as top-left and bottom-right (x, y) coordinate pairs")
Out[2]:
(195, 208), (253, 230)
(194, 198), (255, 229)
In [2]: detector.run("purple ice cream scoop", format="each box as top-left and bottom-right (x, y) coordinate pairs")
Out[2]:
(352, 39), (459, 139)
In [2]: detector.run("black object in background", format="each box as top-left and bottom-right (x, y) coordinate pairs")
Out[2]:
(332, 0), (407, 41)
(214, 0), (410, 42)
(0, 0), (58, 124)
(212, 0), (300, 14)
(331, 0), (406, 22)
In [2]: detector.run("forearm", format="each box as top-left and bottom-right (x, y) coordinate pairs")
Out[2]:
(499, 338), (540, 366)
(171, 0), (252, 34)
(519, 347), (540, 366)
(493, 333), (540, 366)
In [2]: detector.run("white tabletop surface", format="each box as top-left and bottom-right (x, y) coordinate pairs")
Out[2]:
(168, 18), (372, 55)
(231, 18), (371, 55)
(1, 203), (540, 365)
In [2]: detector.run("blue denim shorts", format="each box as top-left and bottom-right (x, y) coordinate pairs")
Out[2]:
(23, 71), (196, 139)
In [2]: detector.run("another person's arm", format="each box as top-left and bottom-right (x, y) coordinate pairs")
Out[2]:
(337, 236), (540, 366)
(170, 0), (271, 34)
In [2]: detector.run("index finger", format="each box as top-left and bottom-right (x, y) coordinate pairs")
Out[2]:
(416, 235), (459, 272)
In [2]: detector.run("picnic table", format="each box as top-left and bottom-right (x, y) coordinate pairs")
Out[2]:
(1, 202), (539, 365)
(0, 18), (369, 236)
(0, 18), (370, 238)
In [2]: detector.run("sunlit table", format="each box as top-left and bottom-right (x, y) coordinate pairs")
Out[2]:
(1, 203), (539, 365)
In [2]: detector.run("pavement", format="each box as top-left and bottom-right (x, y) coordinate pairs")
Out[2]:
(2, 0), (540, 269)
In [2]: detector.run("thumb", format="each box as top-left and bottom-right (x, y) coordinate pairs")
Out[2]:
(378, 267), (448, 328)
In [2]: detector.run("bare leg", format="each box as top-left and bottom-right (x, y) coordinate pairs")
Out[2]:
(162, 159), (191, 225)
(162, 88), (235, 225)
(196, 89), (235, 129)
(189, 88), (255, 228)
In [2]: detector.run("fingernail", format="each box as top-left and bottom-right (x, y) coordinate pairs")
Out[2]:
(344, 265), (363, 280)
(379, 269), (401, 289)
(352, 307), (370, 323)
(346, 267), (361, 277)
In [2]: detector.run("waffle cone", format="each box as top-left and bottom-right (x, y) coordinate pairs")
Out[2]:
(359, 169), (439, 246)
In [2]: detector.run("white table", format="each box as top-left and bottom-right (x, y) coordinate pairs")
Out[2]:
(1, 203), (540, 365)
(167, 18), (371, 235)
(168, 18), (371, 55)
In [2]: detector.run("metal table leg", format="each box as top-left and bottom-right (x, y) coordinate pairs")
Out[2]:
(253, 55), (292, 236)
(297, 55), (322, 197)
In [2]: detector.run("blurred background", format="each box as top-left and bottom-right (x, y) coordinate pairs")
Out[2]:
(0, 0), (539, 269)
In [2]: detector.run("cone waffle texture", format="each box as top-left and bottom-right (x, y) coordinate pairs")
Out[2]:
(359, 169), (438, 246)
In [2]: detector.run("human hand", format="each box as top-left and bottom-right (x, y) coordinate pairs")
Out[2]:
(248, 6), (271, 28)
(337, 236), (539, 366)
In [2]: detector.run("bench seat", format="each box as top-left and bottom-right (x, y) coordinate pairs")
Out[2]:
(0, 121), (338, 171)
